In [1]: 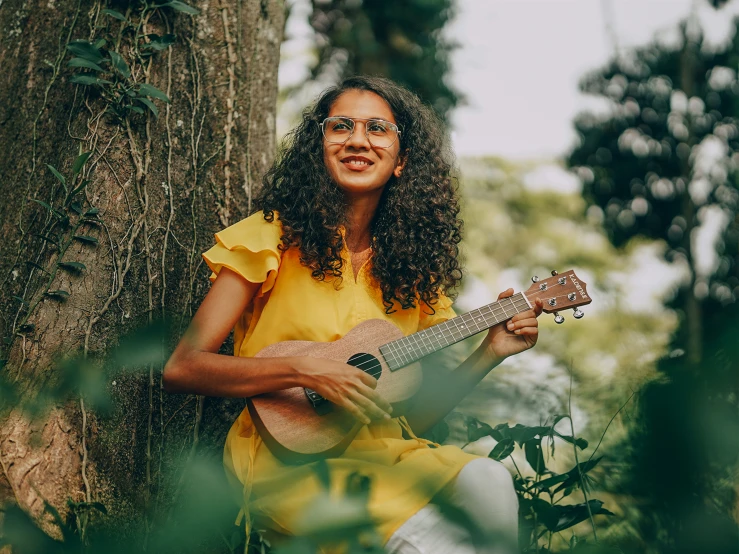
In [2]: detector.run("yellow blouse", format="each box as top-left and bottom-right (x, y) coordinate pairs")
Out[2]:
(202, 212), (478, 545)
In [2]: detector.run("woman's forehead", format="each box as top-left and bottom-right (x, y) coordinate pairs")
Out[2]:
(328, 90), (396, 123)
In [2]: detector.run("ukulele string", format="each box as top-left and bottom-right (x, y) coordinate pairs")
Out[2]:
(325, 285), (580, 394)
(343, 290), (546, 376)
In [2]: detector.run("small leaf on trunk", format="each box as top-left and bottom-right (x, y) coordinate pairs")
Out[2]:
(161, 1), (200, 15)
(58, 261), (86, 272)
(25, 261), (50, 274)
(66, 41), (103, 63)
(102, 8), (127, 20)
(46, 164), (67, 187)
(109, 51), (131, 78)
(138, 83), (170, 103)
(72, 152), (92, 176)
(45, 290), (70, 300)
(13, 296), (29, 306)
(73, 235), (99, 245)
(68, 58), (104, 72)
(70, 75), (111, 86)
(137, 97), (159, 117)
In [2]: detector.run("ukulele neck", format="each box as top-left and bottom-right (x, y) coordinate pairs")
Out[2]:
(379, 292), (531, 371)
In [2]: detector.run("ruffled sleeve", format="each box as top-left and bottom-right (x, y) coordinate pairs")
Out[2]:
(418, 292), (457, 331)
(202, 212), (283, 297)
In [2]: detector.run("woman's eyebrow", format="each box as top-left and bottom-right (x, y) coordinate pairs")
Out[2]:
(331, 115), (394, 121)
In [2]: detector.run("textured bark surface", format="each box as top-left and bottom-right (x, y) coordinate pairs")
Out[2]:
(0, 0), (284, 541)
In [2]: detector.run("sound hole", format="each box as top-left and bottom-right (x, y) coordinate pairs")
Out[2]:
(347, 352), (382, 380)
(304, 353), (382, 414)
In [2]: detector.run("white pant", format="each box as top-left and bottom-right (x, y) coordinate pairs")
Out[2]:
(385, 458), (519, 554)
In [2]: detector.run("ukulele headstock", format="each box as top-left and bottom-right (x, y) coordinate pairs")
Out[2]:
(524, 270), (592, 323)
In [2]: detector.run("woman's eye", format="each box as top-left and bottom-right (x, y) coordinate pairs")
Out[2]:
(331, 120), (352, 131)
(368, 121), (389, 134)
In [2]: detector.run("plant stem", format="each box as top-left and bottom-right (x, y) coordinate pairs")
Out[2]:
(568, 367), (598, 542)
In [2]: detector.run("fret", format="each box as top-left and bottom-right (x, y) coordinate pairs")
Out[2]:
(464, 311), (483, 334)
(470, 308), (488, 331)
(411, 333), (431, 357)
(397, 340), (413, 365)
(450, 317), (467, 341)
(431, 326), (448, 348)
(389, 340), (407, 366)
(417, 329), (436, 353)
(404, 338), (420, 362)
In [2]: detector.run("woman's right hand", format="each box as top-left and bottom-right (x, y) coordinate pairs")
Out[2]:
(290, 357), (393, 425)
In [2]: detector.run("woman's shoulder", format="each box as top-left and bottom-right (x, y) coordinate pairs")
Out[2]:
(202, 211), (284, 291)
(214, 210), (283, 251)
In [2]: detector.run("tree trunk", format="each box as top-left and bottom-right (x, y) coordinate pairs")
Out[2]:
(0, 0), (284, 542)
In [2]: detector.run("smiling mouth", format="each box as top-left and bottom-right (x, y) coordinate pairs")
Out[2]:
(341, 157), (374, 171)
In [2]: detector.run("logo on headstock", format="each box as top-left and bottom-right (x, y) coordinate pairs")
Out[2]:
(570, 275), (589, 300)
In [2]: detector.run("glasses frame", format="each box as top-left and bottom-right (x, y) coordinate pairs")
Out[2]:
(319, 116), (401, 149)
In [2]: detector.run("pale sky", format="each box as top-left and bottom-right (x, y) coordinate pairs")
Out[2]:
(449, 0), (739, 158)
(279, 0), (739, 158)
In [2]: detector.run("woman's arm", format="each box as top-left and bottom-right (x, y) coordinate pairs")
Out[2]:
(162, 267), (392, 423)
(403, 289), (543, 435)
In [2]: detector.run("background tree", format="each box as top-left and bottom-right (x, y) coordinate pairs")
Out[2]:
(567, 5), (739, 551)
(0, 0), (284, 545)
(307, 0), (460, 122)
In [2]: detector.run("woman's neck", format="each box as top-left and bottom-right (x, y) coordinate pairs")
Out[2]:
(343, 196), (378, 252)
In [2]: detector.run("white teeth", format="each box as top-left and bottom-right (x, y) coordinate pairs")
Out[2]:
(345, 159), (369, 166)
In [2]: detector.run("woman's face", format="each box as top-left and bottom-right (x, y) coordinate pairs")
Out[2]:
(323, 90), (404, 199)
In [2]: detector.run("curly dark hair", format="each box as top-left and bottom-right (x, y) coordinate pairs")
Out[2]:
(257, 76), (463, 313)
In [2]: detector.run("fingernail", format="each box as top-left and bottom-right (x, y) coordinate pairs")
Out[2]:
(384, 413), (391, 420)
(514, 329), (520, 334)
(507, 322), (513, 330)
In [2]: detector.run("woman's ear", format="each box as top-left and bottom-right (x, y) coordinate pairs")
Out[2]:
(394, 150), (408, 178)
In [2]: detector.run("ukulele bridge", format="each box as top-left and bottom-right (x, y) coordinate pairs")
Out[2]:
(304, 388), (332, 415)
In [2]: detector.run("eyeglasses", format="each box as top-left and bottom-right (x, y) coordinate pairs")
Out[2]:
(320, 116), (401, 149)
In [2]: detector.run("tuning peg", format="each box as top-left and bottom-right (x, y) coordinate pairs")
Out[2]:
(554, 312), (565, 324)
(531, 275), (539, 283)
(573, 308), (584, 319)
(551, 270), (558, 276)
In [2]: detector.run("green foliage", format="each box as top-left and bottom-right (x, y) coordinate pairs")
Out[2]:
(64, 1), (195, 122)
(6, 152), (97, 354)
(462, 415), (613, 551)
(308, 0), (461, 123)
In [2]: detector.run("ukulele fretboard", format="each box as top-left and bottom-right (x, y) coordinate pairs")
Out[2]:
(379, 292), (531, 371)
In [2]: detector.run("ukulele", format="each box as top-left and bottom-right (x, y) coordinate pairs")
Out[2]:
(247, 270), (592, 464)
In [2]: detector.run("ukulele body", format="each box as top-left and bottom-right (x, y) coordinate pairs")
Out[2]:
(247, 318), (422, 464)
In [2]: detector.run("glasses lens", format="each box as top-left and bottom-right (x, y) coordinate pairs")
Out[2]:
(323, 117), (354, 143)
(366, 119), (398, 148)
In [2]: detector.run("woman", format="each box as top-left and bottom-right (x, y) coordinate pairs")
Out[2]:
(163, 76), (542, 553)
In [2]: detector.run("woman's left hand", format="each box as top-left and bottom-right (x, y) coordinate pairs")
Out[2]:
(483, 288), (543, 360)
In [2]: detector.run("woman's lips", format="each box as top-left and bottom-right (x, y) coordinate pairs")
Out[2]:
(341, 157), (373, 171)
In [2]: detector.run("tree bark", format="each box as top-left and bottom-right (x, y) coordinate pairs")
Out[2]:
(0, 0), (284, 541)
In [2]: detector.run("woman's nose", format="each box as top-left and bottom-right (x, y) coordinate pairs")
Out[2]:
(345, 121), (370, 149)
